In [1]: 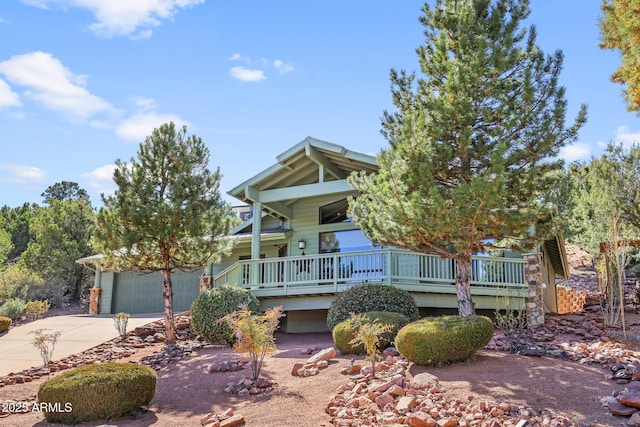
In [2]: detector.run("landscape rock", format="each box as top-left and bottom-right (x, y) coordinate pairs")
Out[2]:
(307, 347), (336, 364)
(619, 392), (640, 409)
(607, 400), (638, 416)
(292, 346), (337, 377)
(219, 414), (245, 427)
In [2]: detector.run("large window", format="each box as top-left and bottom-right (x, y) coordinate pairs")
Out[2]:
(319, 229), (380, 253)
(319, 199), (351, 224)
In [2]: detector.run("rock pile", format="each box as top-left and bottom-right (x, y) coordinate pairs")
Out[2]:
(601, 364), (640, 422)
(223, 376), (276, 396)
(292, 347), (337, 377)
(200, 408), (246, 427)
(326, 351), (589, 427)
(486, 312), (640, 366)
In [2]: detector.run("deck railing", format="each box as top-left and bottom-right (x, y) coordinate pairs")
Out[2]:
(213, 249), (527, 295)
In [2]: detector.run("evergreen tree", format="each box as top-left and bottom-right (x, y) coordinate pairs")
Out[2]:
(41, 181), (89, 205)
(569, 144), (640, 257)
(93, 122), (238, 344)
(0, 216), (12, 265)
(600, 0), (640, 112)
(0, 203), (36, 262)
(348, 0), (587, 315)
(22, 187), (95, 302)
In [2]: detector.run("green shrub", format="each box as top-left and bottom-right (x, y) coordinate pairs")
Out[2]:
(191, 284), (260, 345)
(20, 277), (69, 308)
(0, 316), (11, 332)
(0, 265), (44, 306)
(333, 311), (409, 355)
(26, 300), (51, 321)
(395, 315), (494, 366)
(327, 283), (419, 330)
(37, 362), (156, 424)
(0, 297), (26, 320)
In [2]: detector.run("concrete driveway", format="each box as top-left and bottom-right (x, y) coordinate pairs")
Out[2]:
(0, 313), (161, 377)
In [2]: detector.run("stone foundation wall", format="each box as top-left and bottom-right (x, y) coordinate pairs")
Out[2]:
(524, 253), (544, 328)
(89, 288), (101, 314)
(556, 285), (586, 314)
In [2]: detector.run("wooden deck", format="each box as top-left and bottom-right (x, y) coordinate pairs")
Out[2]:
(213, 249), (529, 310)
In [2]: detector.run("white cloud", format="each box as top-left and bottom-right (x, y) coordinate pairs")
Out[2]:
(615, 126), (640, 148)
(20, 0), (204, 38)
(0, 79), (20, 107)
(83, 164), (117, 196)
(273, 59), (294, 74)
(116, 112), (188, 142)
(227, 54), (294, 81)
(229, 53), (250, 63)
(0, 164), (46, 185)
(229, 66), (266, 82)
(0, 16), (9, 24)
(0, 51), (115, 119)
(131, 96), (157, 111)
(559, 143), (591, 162)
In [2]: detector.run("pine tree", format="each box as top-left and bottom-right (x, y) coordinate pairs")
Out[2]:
(600, 0), (640, 112)
(93, 122), (239, 344)
(348, 0), (587, 315)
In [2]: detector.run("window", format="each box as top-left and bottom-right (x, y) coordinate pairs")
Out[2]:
(319, 229), (380, 253)
(319, 199), (351, 224)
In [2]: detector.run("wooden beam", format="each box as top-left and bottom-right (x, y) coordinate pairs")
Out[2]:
(263, 201), (293, 219)
(305, 144), (347, 180)
(245, 185), (260, 202)
(257, 180), (354, 203)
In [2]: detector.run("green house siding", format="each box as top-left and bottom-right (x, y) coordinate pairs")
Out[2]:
(98, 271), (115, 315)
(289, 194), (359, 256)
(107, 269), (201, 314)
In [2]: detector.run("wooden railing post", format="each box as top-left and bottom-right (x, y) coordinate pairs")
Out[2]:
(333, 253), (338, 290)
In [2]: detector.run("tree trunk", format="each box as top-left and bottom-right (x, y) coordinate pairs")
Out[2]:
(162, 268), (177, 345)
(73, 266), (85, 302)
(455, 256), (476, 316)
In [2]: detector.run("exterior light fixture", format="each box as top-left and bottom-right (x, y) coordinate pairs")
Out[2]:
(298, 239), (306, 250)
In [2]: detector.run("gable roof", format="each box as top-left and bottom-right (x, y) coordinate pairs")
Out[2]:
(228, 136), (378, 219)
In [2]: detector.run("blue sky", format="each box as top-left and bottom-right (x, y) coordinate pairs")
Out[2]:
(0, 0), (638, 208)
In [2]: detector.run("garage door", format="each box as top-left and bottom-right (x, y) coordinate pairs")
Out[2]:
(112, 269), (201, 314)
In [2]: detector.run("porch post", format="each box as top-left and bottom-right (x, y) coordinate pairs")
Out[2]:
(251, 202), (263, 285)
(523, 252), (545, 328)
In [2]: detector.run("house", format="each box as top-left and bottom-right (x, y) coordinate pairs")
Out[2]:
(80, 137), (568, 332)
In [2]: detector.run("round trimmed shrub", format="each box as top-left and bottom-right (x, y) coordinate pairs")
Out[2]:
(327, 283), (419, 331)
(395, 315), (494, 366)
(0, 316), (11, 333)
(191, 284), (260, 345)
(37, 362), (156, 424)
(332, 311), (410, 355)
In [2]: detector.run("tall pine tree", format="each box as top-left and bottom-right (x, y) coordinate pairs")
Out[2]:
(93, 123), (239, 344)
(348, 0), (587, 315)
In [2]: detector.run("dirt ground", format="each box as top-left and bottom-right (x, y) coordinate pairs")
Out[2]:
(0, 329), (623, 427)
(0, 245), (630, 426)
